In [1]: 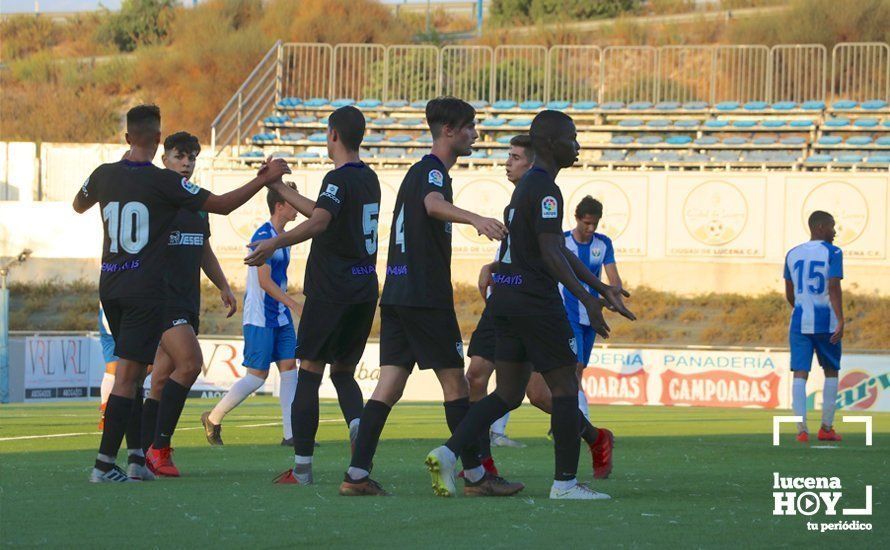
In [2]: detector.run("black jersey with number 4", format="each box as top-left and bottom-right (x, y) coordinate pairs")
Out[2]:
(488, 166), (565, 316)
(79, 160), (210, 300)
(380, 154), (454, 310)
(304, 162), (382, 304)
(165, 209), (211, 314)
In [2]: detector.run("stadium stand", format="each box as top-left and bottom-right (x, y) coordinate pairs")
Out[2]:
(211, 41), (890, 171)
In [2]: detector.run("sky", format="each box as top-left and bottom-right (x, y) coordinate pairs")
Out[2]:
(0, 0), (468, 15)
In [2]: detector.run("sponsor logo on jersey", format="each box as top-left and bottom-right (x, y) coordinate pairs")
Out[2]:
(101, 259), (141, 273)
(386, 264), (408, 276)
(181, 178), (202, 195)
(322, 183), (342, 203)
(492, 273), (523, 286)
(569, 337), (578, 356)
(81, 177), (90, 197)
(351, 265), (376, 276)
(428, 169), (444, 187)
(172, 318), (188, 326)
(542, 196), (558, 218)
(168, 231), (205, 246)
(456, 341), (464, 358)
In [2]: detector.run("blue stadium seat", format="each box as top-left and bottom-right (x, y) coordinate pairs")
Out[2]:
(744, 101), (768, 110)
(263, 115), (287, 124)
(282, 132), (306, 142)
(471, 100), (490, 110)
(418, 134), (434, 144)
(490, 151), (510, 160)
(389, 134), (413, 143)
(277, 97), (302, 108)
(847, 136), (873, 146)
(655, 101), (681, 110)
(684, 153), (710, 162)
(657, 151), (683, 162)
(384, 100), (409, 108)
(628, 151), (656, 162)
(305, 98), (330, 107)
(744, 151), (771, 162)
(572, 101), (598, 110)
(789, 120), (814, 128)
(469, 150), (489, 159)
(508, 118), (532, 127)
(771, 101), (797, 110)
(601, 150), (626, 161)
(358, 99), (382, 109)
(832, 100), (858, 110)
(251, 132), (275, 143)
(683, 101), (708, 110)
(837, 153), (862, 163)
(665, 135), (692, 145)
(331, 98), (355, 108)
(318, 116), (330, 125)
(806, 154), (833, 163)
(647, 119), (671, 128)
(410, 100), (429, 109)
(876, 136), (890, 146)
(704, 120), (729, 128)
(861, 99), (888, 110)
(629, 101), (653, 110)
(817, 135), (843, 145)
(481, 117), (507, 127)
(407, 150), (425, 159)
(884, 120), (890, 128)
(241, 150), (264, 158)
(723, 137), (748, 146)
(780, 136), (807, 146)
(732, 120), (757, 128)
(546, 100), (571, 110)
(401, 118), (424, 126)
(610, 135), (634, 145)
(370, 117), (396, 126)
(493, 100), (517, 110)
(496, 134), (516, 144)
(753, 136), (777, 146)
(637, 135), (663, 145)
(618, 119), (643, 127)
(716, 101), (740, 111)
(291, 115), (316, 124)
(307, 132), (327, 142)
(296, 151), (321, 159)
(866, 154), (890, 163)
(713, 150), (741, 162)
(364, 134), (385, 143)
(674, 119), (700, 128)
(379, 150), (405, 159)
(823, 118), (850, 128)
(762, 119), (787, 128)
(801, 100), (826, 110)
(853, 118), (879, 128)
(601, 101), (625, 110)
(695, 136), (719, 145)
(520, 100), (544, 110)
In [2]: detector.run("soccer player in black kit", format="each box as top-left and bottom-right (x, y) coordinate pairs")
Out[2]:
(425, 110), (635, 499)
(74, 105), (291, 482)
(337, 97), (523, 497)
(243, 106), (381, 485)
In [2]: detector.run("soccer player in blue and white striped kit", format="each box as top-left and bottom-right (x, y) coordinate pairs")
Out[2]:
(784, 210), (844, 443)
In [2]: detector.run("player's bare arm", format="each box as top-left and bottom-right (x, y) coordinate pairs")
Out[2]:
(202, 158), (291, 215)
(423, 192), (507, 240)
(267, 179), (316, 217)
(559, 246), (634, 321)
(784, 278), (796, 308)
(477, 261), (496, 299)
(604, 263), (623, 292)
(201, 244), (237, 318)
(244, 208), (332, 266)
(828, 277), (844, 343)
(539, 232), (611, 338)
(257, 263), (301, 314)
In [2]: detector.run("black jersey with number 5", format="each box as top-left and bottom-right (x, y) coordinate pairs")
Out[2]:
(304, 162), (382, 304)
(488, 166), (565, 316)
(380, 154), (454, 310)
(79, 159), (210, 300)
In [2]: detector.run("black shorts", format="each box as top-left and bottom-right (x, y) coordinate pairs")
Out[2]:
(296, 298), (376, 365)
(101, 296), (165, 365)
(493, 312), (577, 373)
(467, 309), (496, 362)
(165, 309), (200, 336)
(379, 305), (464, 371)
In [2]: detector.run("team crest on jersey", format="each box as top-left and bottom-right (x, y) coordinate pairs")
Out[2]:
(569, 337), (577, 356)
(321, 183), (342, 203)
(456, 341), (464, 358)
(81, 177), (90, 197)
(181, 177), (201, 195)
(541, 196), (558, 218)
(592, 248), (602, 258)
(429, 169), (444, 187)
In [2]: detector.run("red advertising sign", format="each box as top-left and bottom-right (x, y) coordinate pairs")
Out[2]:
(581, 367), (648, 405)
(660, 369), (782, 408)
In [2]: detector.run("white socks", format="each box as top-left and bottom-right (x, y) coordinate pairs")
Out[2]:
(209, 373), (265, 425)
(578, 389), (590, 420)
(465, 465), (485, 483)
(822, 377), (839, 428)
(552, 478), (577, 492)
(279, 369), (298, 440)
(792, 378), (808, 433)
(490, 412), (510, 435)
(100, 372), (115, 406)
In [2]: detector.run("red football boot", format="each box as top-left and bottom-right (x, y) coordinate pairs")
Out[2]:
(146, 445), (181, 477)
(590, 428), (614, 480)
(817, 427), (841, 441)
(797, 431), (809, 443)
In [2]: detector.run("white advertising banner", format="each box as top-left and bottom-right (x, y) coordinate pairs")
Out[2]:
(24, 336), (96, 401)
(799, 354), (890, 413)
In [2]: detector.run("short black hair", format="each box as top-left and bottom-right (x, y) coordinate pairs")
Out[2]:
(575, 196), (603, 218)
(530, 109), (573, 150)
(425, 97), (476, 138)
(509, 134), (533, 160)
(126, 104), (161, 139)
(328, 106), (365, 151)
(164, 131), (201, 156)
(267, 180), (297, 215)
(808, 210), (834, 230)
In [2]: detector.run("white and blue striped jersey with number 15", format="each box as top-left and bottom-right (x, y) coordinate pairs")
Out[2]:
(783, 240), (843, 334)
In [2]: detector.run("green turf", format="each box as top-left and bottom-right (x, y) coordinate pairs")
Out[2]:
(1, 399), (886, 548)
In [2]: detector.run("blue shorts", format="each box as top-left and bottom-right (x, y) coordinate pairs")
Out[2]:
(242, 324), (297, 370)
(569, 320), (597, 367)
(100, 333), (118, 364)
(789, 331), (841, 372)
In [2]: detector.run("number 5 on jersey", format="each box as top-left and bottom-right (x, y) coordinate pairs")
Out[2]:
(363, 203), (380, 255)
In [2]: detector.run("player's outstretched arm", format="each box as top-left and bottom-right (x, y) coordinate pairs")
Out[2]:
(244, 209), (332, 266)
(257, 264), (301, 314)
(829, 278), (844, 344)
(201, 243), (237, 318)
(267, 180), (315, 217)
(539, 233), (611, 338)
(202, 158), (291, 215)
(559, 247), (634, 321)
(423, 192), (507, 240)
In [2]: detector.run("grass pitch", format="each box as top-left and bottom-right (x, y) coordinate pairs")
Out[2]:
(1, 399), (886, 548)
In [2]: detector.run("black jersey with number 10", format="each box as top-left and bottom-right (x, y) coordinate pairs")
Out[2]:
(488, 166), (565, 316)
(380, 154), (454, 310)
(79, 160), (210, 300)
(304, 162), (382, 304)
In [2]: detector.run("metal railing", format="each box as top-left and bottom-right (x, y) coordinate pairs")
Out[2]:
(831, 42), (890, 102)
